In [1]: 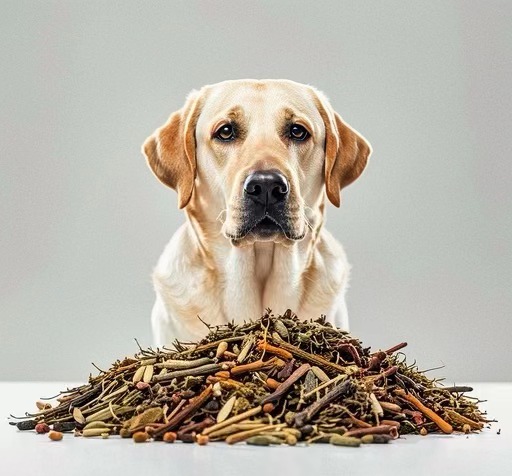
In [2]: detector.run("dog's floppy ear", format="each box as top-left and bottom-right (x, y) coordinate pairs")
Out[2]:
(313, 90), (372, 207)
(142, 89), (203, 209)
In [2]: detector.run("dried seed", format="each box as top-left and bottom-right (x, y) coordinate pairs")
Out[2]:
(246, 435), (271, 446)
(216, 395), (237, 423)
(35, 423), (50, 434)
(216, 341), (229, 359)
(83, 421), (108, 430)
(237, 336), (255, 363)
(329, 434), (361, 447)
(73, 407), (85, 425)
(196, 434), (209, 445)
(255, 434), (284, 445)
(143, 365), (154, 383)
(132, 365), (145, 384)
(83, 428), (112, 437)
(132, 431), (149, 443)
(420, 427), (428, 436)
(163, 432), (177, 443)
(48, 430), (63, 441)
(36, 401), (52, 411)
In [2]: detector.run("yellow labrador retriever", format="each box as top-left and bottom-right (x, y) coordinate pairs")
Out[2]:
(143, 79), (371, 346)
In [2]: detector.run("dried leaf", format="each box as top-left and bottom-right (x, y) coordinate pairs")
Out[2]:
(143, 365), (154, 383)
(217, 395), (236, 423)
(128, 407), (163, 431)
(73, 407), (85, 424)
(132, 365), (145, 384)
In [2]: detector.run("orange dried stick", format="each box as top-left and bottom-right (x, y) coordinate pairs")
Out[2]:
(230, 358), (277, 376)
(214, 371), (231, 379)
(395, 389), (453, 434)
(218, 379), (243, 390)
(257, 341), (293, 360)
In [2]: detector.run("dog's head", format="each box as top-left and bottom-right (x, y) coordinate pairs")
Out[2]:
(142, 79), (371, 246)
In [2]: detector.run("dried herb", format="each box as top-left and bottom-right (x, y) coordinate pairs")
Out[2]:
(9, 309), (491, 446)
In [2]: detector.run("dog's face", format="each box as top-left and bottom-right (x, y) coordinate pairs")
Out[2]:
(143, 79), (371, 246)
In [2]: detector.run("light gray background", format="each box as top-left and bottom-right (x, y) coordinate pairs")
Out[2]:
(1, 1), (510, 382)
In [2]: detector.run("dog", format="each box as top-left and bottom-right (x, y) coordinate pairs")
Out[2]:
(142, 79), (372, 347)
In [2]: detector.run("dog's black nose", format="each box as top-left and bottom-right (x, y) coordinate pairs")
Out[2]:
(243, 170), (289, 206)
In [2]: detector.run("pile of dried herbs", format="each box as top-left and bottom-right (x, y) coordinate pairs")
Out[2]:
(10, 310), (490, 447)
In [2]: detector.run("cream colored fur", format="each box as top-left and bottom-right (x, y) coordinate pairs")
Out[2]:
(142, 79), (371, 346)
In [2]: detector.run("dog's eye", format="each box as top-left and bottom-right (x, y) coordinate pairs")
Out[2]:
(215, 124), (236, 141)
(289, 124), (310, 141)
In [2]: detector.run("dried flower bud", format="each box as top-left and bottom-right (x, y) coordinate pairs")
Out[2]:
(420, 427), (428, 436)
(132, 431), (149, 443)
(48, 430), (63, 441)
(163, 432), (177, 443)
(136, 382), (150, 391)
(262, 403), (275, 414)
(35, 423), (50, 434)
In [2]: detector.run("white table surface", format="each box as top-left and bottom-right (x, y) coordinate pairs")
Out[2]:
(1, 382), (509, 476)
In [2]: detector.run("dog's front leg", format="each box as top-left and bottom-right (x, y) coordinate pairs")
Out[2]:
(151, 295), (177, 348)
